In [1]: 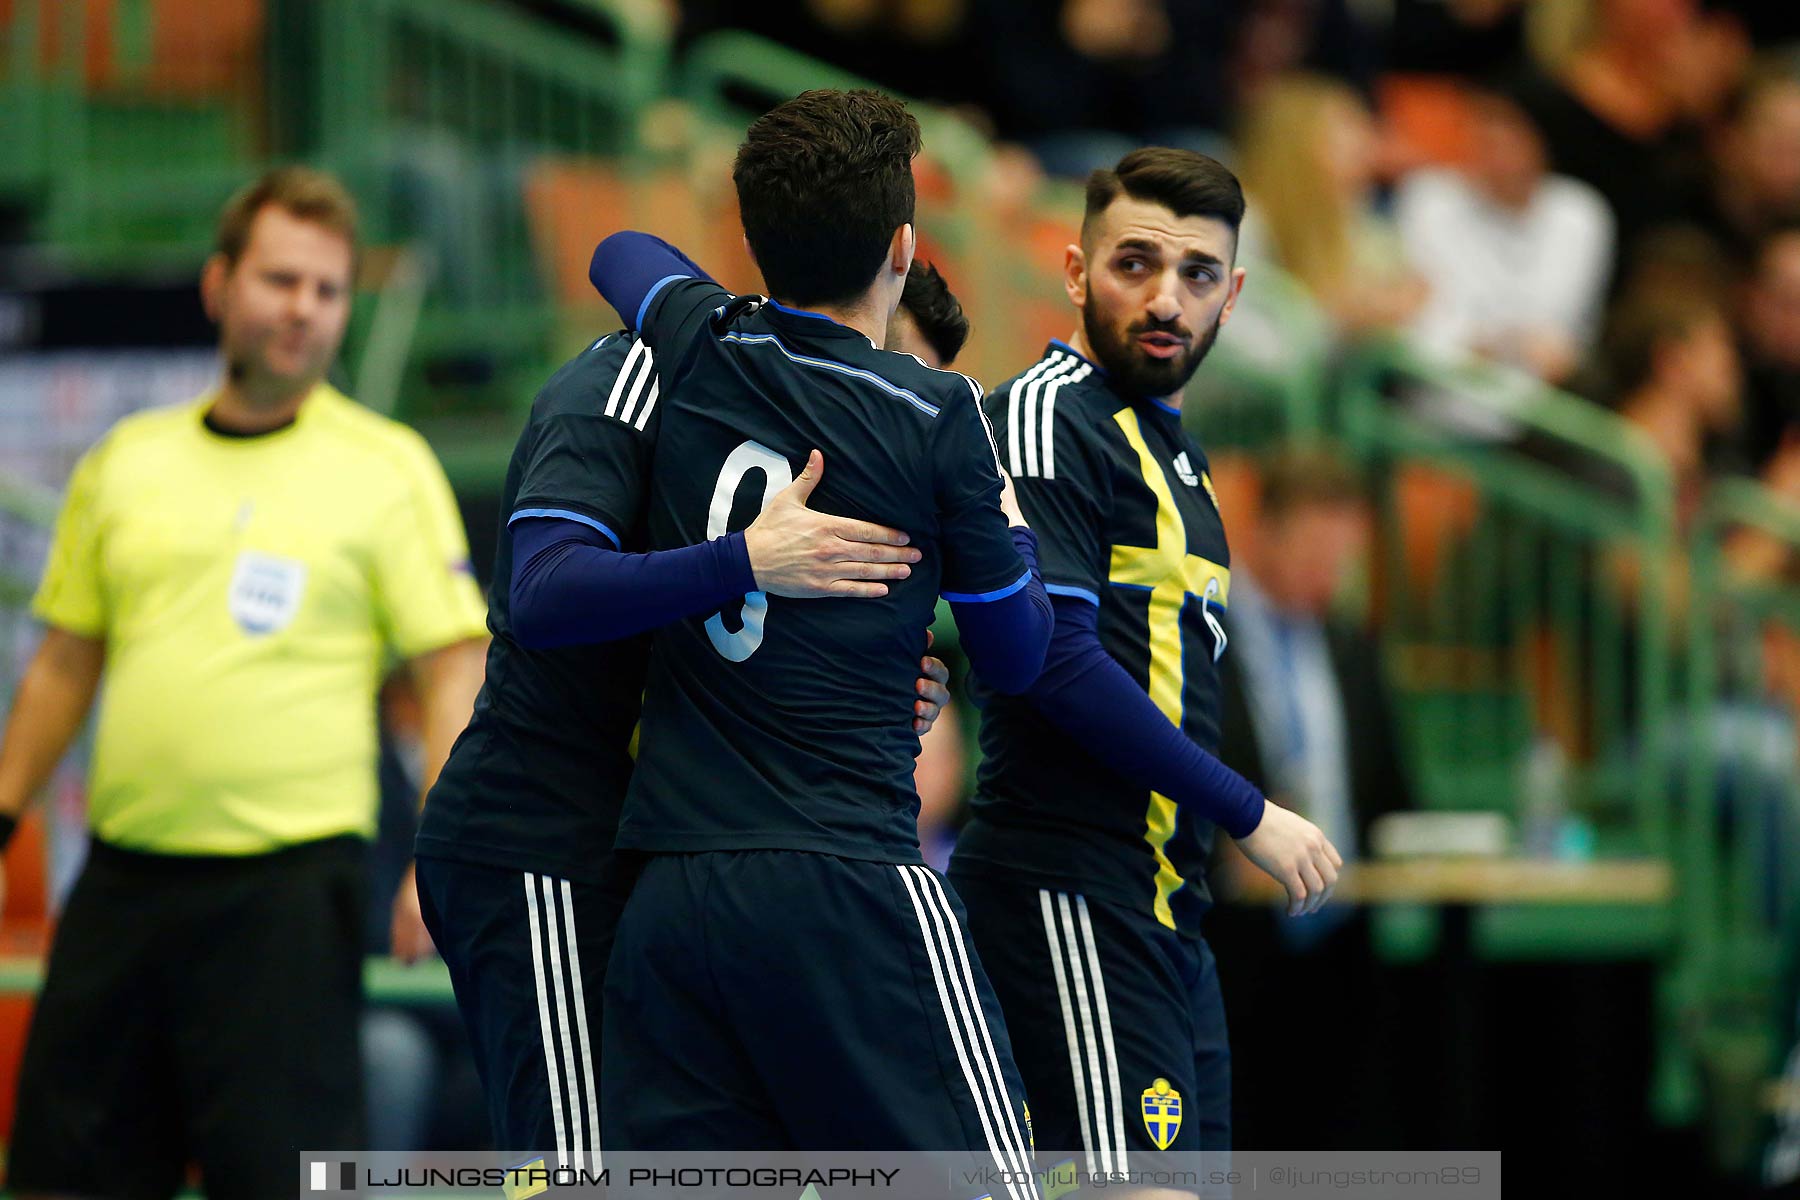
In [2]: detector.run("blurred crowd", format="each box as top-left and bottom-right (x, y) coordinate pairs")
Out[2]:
(679, 0), (1800, 517)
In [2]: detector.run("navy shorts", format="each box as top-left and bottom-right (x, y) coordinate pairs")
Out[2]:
(953, 871), (1231, 1169)
(601, 849), (1036, 1164)
(416, 853), (641, 1166)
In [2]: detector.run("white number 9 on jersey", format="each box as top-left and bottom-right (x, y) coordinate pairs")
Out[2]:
(704, 439), (793, 661)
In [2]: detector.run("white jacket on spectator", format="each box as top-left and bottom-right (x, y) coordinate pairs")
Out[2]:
(1396, 166), (1614, 380)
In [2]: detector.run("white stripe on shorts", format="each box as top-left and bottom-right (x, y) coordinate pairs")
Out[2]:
(896, 866), (1033, 1200)
(523, 873), (571, 1167)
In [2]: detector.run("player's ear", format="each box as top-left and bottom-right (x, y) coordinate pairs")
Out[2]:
(892, 223), (916, 277)
(200, 253), (230, 322)
(1063, 243), (1087, 311)
(1217, 265), (1248, 330)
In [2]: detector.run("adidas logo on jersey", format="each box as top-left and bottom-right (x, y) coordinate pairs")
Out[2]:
(1172, 452), (1200, 487)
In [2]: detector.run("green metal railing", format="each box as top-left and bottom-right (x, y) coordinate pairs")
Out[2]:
(1675, 481), (1800, 1158)
(313, 0), (674, 419)
(0, 0), (251, 262)
(1334, 340), (1800, 1154)
(1341, 340), (1676, 853)
(3, 0), (671, 336)
(318, 0), (670, 189)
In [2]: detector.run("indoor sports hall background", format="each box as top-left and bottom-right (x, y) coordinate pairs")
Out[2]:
(3, 0), (1800, 1193)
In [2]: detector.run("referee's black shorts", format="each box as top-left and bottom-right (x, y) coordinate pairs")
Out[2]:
(952, 871), (1232, 1167)
(8, 836), (366, 1200)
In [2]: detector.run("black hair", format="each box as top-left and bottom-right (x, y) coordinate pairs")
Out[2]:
(733, 89), (922, 307)
(897, 260), (969, 365)
(1082, 147), (1246, 244)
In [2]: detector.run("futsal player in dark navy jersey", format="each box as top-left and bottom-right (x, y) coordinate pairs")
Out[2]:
(413, 263), (972, 1163)
(949, 150), (1342, 1176)
(587, 90), (1050, 1169)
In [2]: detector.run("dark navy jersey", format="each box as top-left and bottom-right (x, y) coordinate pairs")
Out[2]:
(955, 341), (1233, 934)
(615, 278), (1027, 862)
(417, 332), (661, 882)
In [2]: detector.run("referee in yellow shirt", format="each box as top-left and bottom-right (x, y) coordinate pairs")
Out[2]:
(0, 167), (489, 1198)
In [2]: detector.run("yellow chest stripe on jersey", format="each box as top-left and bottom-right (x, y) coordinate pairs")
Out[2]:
(1108, 408), (1230, 929)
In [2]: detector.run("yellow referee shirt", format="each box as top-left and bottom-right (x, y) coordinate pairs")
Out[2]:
(32, 384), (489, 855)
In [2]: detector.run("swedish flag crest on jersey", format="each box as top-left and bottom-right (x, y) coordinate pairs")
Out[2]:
(1142, 1077), (1182, 1150)
(502, 1158), (549, 1200)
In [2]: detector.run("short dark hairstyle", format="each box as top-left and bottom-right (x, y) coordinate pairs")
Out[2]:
(732, 89), (922, 307)
(1082, 147), (1246, 246)
(1258, 445), (1364, 521)
(897, 261), (969, 365)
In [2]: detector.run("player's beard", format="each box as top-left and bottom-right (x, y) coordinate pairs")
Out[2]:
(1081, 290), (1222, 401)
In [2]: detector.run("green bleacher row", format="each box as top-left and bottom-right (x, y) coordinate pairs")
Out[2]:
(6, 0), (1800, 1165)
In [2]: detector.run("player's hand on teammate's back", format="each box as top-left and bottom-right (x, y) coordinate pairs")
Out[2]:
(745, 449), (922, 598)
(914, 631), (951, 734)
(1237, 801), (1343, 917)
(390, 863), (436, 964)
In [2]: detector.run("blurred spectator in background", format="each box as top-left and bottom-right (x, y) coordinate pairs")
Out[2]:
(683, 0), (1387, 181)
(678, 0), (977, 108)
(1218, 447), (1412, 884)
(1513, 0), (1746, 276)
(1601, 287), (1744, 509)
(1396, 79), (1614, 386)
(1545, 287), (1770, 689)
(1691, 64), (1800, 273)
(1614, 224), (1738, 315)
(1210, 446), (1412, 1149)
(1742, 228), (1800, 472)
(1236, 73), (1428, 339)
(0, 167), (489, 1195)
(1387, 0), (1529, 76)
(961, 0), (1235, 177)
(1229, 0), (1382, 109)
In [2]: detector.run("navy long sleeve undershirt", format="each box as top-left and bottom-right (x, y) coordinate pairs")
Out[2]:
(589, 231), (709, 330)
(515, 516), (1052, 696)
(509, 516), (756, 649)
(1025, 593), (1266, 839)
(950, 527), (1053, 695)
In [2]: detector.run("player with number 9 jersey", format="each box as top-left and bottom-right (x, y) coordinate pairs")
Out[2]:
(588, 89), (1052, 1171)
(612, 279), (1029, 858)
